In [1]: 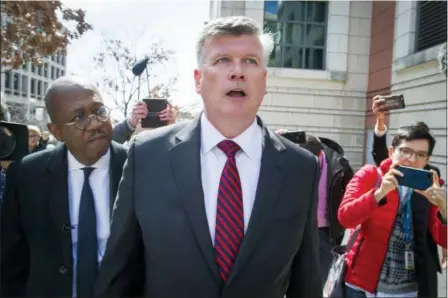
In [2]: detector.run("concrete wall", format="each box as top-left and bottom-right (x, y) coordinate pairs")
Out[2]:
(209, 0), (446, 174)
(390, 1), (447, 181)
(364, 1), (396, 165)
(236, 1), (372, 170)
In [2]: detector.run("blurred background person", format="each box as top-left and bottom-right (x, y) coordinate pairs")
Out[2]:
(276, 130), (354, 285)
(27, 125), (45, 154)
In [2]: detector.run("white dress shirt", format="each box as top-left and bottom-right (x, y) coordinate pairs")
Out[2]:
(200, 114), (263, 243)
(67, 149), (111, 297)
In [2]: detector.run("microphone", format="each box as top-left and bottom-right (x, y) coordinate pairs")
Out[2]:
(132, 58), (150, 76)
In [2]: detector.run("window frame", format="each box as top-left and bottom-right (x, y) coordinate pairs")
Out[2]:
(264, 1), (328, 70)
(414, 0), (447, 53)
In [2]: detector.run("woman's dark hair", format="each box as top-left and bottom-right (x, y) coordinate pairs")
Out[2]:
(391, 121), (436, 155)
(301, 134), (323, 157)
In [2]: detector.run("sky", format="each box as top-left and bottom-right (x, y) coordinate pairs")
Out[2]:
(62, 0), (210, 120)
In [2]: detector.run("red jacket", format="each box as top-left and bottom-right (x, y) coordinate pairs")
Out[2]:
(338, 158), (447, 293)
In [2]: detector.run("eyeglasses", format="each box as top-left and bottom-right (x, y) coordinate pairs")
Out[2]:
(64, 106), (110, 131)
(397, 146), (429, 161)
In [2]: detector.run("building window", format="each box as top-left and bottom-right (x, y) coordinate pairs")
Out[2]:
(31, 78), (36, 96)
(13, 72), (19, 96)
(21, 75), (28, 97)
(44, 63), (49, 78)
(415, 1), (447, 52)
(4, 72), (11, 94)
(37, 80), (42, 99)
(264, 0), (327, 70)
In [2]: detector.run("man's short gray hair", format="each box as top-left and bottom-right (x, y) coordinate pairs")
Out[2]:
(196, 16), (274, 66)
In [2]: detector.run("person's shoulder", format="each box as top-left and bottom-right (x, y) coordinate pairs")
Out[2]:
(21, 147), (53, 166)
(110, 141), (129, 166)
(111, 140), (128, 154)
(353, 163), (378, 181)
(133, 120), (191, 146)
(13, 147), (54, 176)
(274, 131), (317, 165)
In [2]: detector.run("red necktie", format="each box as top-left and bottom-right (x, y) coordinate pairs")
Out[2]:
(215, 140), (244, 282)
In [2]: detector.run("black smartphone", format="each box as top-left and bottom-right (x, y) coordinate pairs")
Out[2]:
(282, 130), (306, 144)
(141, 98), (168, 128)
(395, 165), (433, 190)
(378, 94), (405, 112)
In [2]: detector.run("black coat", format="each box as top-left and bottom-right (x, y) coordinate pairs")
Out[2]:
(0, 142), (143, 297)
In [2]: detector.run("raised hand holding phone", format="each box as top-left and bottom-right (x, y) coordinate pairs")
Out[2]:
(374, 162), (404, 202)
(415, 170), (447, 220)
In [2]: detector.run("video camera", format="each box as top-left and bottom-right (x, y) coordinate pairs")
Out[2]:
(0, 121), (29, 162)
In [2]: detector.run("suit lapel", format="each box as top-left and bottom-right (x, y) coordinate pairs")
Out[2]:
(168, 118), (221, 283)
(226, 123), (288, 287)
(44, 144), (73, 271)
(109, 143), (125, 217)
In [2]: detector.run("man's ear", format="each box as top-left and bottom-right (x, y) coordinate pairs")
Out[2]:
(47, 123), (62, 142)
(388, 145), (394, 159)
(194, 69), (201, 94)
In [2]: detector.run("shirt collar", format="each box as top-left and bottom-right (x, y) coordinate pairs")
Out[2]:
(200, 113), (262, 161)
(67, 148), (110, 171)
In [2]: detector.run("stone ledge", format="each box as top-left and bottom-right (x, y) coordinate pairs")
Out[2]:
(393, 43), (445, 72)
(267, 67), (348, 82)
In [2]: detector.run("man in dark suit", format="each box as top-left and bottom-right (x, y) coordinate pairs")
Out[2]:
(0, 76), (133, 297)
(95, 16), (322, 298)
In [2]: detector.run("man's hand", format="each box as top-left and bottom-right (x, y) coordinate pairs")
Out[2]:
(372, 95), (386, 132)
(128, 101), (149, 128)
(442, 248), (447, 269)
(158, 104), (177, 124)
(275, 128), (288, 135)
(374, 162), (404, 202)
(416, 170), (447, 220)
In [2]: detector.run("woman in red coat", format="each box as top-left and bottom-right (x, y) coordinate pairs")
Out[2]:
(338, 122), (447, 298)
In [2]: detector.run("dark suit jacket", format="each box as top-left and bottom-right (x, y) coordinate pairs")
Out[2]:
(0, 142), (128, 297)
(95, 116), (322, 298)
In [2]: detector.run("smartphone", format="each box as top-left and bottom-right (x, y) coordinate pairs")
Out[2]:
(378, 94), (405, 112)
(141, 98), (168, 128)
(282, 130), (306, 144)
(395, 165), (433, 190)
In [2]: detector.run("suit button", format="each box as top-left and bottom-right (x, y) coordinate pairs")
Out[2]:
(59, 265), (68, 274)
(61, 224), (71, 234)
